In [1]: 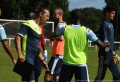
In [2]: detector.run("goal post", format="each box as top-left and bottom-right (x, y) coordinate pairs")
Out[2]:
(0, 19), (54, 47)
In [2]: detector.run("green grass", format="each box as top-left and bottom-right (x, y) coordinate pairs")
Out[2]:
(0, 45), (120, 82)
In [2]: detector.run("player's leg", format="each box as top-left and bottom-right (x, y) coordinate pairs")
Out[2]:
(44, 56), (56, 82)
(34, 54), (42, 82)
(59, 64), (74, 82)
(52, 56), (63, 82)
(22, 71), (35, 82)
(53, 75), (59, 82)
(94, 55), (108, 82)
(74, 65), (89, 82)
(44, 73), (52, 82)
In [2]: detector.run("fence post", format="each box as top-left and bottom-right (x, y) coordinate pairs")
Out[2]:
(94, 45), (97, 50)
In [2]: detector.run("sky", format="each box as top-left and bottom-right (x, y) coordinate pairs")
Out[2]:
(68, 0), (106, 10)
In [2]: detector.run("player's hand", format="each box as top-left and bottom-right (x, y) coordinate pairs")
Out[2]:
(113, 54), (120, 64)
(48, 32), (57, 41)
(43, 50), (47, 61)
(41, 61), (49, 71)
(12, 58), (17, 65)
(105, 42), (110, 47)
(18, 58), (25, 63)
(49, 36), (55, 41)
(18, 55), (25, 63)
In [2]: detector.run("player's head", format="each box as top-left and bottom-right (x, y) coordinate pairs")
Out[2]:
(35, 7), (50, 24)
(28, 12), (36, 20)
(70, 9), (81, 24)
(53, 8), (64, 21)
(103, 5), (116, 21)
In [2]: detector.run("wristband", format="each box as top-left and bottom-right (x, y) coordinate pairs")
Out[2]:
(44, 50), (47, 55)
(112, 51), (116, 55)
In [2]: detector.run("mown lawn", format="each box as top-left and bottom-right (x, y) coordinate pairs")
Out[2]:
(0, 45), (120, 82)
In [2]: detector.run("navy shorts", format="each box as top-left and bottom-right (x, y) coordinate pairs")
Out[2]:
(46, 55), (63, 75)
(59, 64), (89, 82)
(22, 54), (42, 81)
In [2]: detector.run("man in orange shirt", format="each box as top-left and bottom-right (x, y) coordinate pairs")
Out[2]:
(44, 8), (66, 82)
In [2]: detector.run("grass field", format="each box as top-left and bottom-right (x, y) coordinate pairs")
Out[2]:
(0, 44), (120, 82)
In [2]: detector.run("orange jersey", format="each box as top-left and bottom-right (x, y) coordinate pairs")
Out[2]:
(52, 22), (66, 55)
(52, 40), (65, 55)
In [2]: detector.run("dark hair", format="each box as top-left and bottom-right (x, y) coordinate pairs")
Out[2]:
(36, 7), (49, 17)
(103, 5), (116, 16)
(70, 9), (81, 20)
(28, 12), (36, 20)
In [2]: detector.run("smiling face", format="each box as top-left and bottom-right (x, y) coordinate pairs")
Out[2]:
(40, 9), (50, 24)
(106, 10), (115, 21)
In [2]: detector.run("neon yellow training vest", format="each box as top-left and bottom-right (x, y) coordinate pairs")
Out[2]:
(21, 20), (41, 58)
(63, 25), (88, 65)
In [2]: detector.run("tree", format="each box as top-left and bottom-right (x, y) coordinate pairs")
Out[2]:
(78, 7), (103, 33)
(0, 0), (69, 20)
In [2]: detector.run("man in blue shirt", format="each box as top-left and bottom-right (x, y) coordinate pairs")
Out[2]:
(94, 5), (120, 82)
(15, 8), (50, 82)
(50, 9), (110, 82)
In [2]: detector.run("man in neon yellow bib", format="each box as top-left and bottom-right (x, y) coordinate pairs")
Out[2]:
(50, 9), (110, 82)
(15, 8), (50, 82)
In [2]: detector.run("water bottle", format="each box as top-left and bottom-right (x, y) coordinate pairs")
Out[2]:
(105, 40), (109, 52)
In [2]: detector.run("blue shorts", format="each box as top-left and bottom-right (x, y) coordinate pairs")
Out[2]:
(46, 55), (63, 75)
(59, 64), (89, 82)
(22, 54), (42, 81)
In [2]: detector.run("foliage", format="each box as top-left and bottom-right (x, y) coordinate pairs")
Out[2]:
(0, 0), (69, 20)
(66, 7), (103, 33)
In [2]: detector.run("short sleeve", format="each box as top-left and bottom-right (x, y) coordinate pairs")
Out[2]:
(0, 26), (7, 41)
(17, 24), (29, 37)
(86, 28), (98, 42)
(56, 23), (66, 36)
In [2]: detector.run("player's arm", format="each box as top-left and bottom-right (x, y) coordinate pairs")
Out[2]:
(40, 26), (48, 61)
(94, 40), (110, 48)
(49, 24), (65, 40)
(38, 48), (48, 70)
(0, 27), (16, 65)
(15, 35), (25, 63)
(55, 23), (65, 41)
(1, 40), (17, 65)
(55, 35), (64, 41)
(87, 28), (110, 48)
(15, 24), (29, 63)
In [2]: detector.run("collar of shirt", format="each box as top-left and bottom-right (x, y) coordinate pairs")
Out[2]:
(71, 24), (81, 28)
(31, 20), (39, 28)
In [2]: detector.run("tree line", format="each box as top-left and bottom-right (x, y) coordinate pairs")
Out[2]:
(0, 0), (120, 41)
